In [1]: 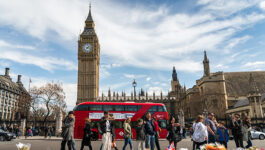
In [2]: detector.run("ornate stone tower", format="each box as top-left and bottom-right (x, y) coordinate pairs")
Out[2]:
(77, 5), (100, 104)
(203, 51), (210, 76)
(248, 73), (264, 118)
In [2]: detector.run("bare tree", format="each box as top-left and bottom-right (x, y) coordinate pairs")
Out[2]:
(30, 82), (66, 126)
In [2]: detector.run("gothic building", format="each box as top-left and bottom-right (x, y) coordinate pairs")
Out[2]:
(77, 5), (100, 104)
(180, 51), (265, 119)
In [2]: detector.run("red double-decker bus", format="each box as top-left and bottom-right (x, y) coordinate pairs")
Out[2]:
(73, 102), (168, 140)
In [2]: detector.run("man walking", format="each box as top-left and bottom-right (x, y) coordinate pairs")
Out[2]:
(145, 112), (156, 150)
(61, 111), (75, 150)
(98, 111), (115, 150)
(205, 113), (217, 144)
(230, 114), (244, 148)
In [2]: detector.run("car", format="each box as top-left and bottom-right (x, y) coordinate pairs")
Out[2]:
(250, 129), (265, 140)
(0, 129), (14, 141)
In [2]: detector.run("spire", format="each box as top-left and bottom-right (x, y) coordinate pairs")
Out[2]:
(86, 3), (93, 22)
(203, 51), (210, 76)
(172, 66), (178, 81)
(249, 73), (259, 94)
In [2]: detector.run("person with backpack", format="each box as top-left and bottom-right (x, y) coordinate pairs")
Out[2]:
(136, 118), (145, 150)
(216, 121), (229, 148)
(122, 117), (133, 150)
(192, 115), (208, 150)
(80, 118), (92, 150)
(144, 112), (156, 150)
(166, 116), (181, 149)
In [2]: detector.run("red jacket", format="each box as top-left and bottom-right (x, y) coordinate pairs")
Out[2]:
(153, 121), (159, 132)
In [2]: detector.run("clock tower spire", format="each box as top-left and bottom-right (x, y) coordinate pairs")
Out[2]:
(77, 4), (100, 104)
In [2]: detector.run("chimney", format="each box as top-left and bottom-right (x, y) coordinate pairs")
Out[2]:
(17, 75), (22, 83)
(5, 68), (10, 77)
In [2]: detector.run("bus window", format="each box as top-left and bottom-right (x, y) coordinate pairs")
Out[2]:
(114, 105), (124, 111)
(158, 106), (166, 112)
(114, 121), (123, 128)
(148, 106), (157, 112)
(90, 105), (102, 111)
(75, 105), (88, 111)
(125, 105), (138, 111)
(103, 105), (113, 111)
(158, 120), (167, 129)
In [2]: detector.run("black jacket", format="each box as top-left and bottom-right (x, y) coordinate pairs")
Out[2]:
(167, 124), (181, 142)
(136, 124), (145, 140)
(82, 123), (92, 145)
(98, 117), (115, 137)
(144, 119), (155, 136)
(229, 119), (243, 136)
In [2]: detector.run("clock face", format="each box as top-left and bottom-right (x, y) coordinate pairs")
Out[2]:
(82, 43), (92, 53)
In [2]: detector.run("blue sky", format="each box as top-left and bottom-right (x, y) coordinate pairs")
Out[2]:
(0, 0), (265, 110)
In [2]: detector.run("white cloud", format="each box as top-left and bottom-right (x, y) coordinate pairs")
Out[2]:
(0, 39), (35, 50)
(244, 61), (265, 69)
(0, 50), (77, 72)
(0, 0), (263, 73)
(260, 1), (265, 10)
(123, 74), (147, 79)
(146, 77), (151, 81)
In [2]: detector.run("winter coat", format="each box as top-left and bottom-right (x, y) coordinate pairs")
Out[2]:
(229, 119), (243, 137)
(82, 123), (92, 145)
(144, 119), (155, 136)
(98, 117), (115, 137)
(167, 123), (181, 142)
(136, 124), (145, 141)
(216, 127), (229, 142)
(242, 123), (251, 141)
(124, 122), (132, 139)
(61, 116), (75, 141)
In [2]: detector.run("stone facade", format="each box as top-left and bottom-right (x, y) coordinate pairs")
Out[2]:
(0, 68), (30, 121)
(77, 5), (100, 104)
(180, 51), (265, 119)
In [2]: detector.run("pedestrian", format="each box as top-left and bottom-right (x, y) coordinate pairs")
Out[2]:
(98, 111), (115, 150)
(48, 126), (52, 138)
(60, 111), (75, 150)
(122, 117), (133, 150)
(166, 116), (181, 149)
(182, 127), (186, 139)
(152, 117), (161, 150)
(192, 115), (208, 150)
(15, 125), (20, 138)
(80, 118), (92, 150)
(216, 121), (229, 148)
(29, 127), (33, 137)
(205, 113), (217, 144)
(229, 113), (244, 148)
(242, 117), (252, 148)
(135, 118), (145, 150)
(144, 112), (156, 150)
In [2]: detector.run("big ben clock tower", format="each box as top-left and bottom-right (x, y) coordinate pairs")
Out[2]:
(77, 5), (100, 104)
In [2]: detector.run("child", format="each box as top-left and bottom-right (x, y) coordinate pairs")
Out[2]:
(216, 121), (229, 148)
(136, 118), (145, 150)
(80, 118), (92, 150)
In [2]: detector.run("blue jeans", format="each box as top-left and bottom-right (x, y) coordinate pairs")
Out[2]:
(245, 136), (252, 148)
(145, 135), (155, 150)
(208, 134), (216, 144)
(72, 139), (76, 150)
(123, 138), (133, 150)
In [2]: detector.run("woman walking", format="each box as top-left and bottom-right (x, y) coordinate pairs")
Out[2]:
(192, 115), (208, 150)
(166, 116), (181, 149)
(80, 118), (93, 150)
(242, 117), (252, 148)
(122, 117), (133, 150)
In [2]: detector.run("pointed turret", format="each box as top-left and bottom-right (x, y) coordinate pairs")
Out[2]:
(249, 73), (259, 94)
(86, 3), (93, 22)
(172, 66), (178, 81)
(203, 51), (210, 76)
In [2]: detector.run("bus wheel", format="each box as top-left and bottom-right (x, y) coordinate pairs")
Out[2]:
(91, 131), (99, 141)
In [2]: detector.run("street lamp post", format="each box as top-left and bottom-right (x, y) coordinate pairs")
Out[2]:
(132, 79), (137, 100)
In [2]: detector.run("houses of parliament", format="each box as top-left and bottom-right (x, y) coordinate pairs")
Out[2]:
(77, 7), (265, 120)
